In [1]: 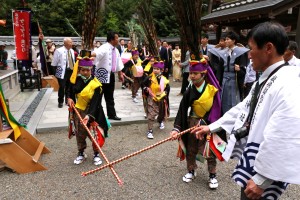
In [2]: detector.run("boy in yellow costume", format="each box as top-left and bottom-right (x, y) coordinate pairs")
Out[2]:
(142, 58), (170, 139)
(170, 53), (221, 189)
(67, 54), (108, 166)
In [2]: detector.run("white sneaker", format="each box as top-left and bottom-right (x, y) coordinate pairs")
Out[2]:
(93, 153), (103, 166)
(183, 171), (197, 183)
(147, 130), (154, 139)
(132, 98), (139, 103)
(159, 122), (165, 129)
(74, 152), (87, 165)
(209, 177), (218, 189)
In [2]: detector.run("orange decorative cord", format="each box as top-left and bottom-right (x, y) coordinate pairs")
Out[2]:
(71, 104), (123, 185)
(81, 126), (198, 177)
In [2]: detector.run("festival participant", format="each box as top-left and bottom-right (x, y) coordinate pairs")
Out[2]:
(200, 32), (214, 61)
(283, 41), (300, 66)
(141, 56), (155, 118)
(67, 53), (109, 166)
(157, 39), (168, 78)
(170, 54), (221, 189)
(209, 31), (249, 114)
(38, 33), (56, 76)
(193, 22), (300, 200)
(117, 39), (125, 55)
(172, 44), (181, 82)
(215, 34), (227, 50)
(143, 58), (170, 139)
(45, 39), (56, 75)
(208, 33), (226, 78)
(52, 37), (75, 108)
(121, 40), (134, 89)
(93, 31), (124, 121)
(122, 49), (143, 103)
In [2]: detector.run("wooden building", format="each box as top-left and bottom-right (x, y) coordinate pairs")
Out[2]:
(201, 0), (300, 56)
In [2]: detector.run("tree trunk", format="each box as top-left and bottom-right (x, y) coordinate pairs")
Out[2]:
(208, 0), (213, 14)
(173, 0), (203, 59)
(137, 0), (158, 56)
(81, 0), (103, 51)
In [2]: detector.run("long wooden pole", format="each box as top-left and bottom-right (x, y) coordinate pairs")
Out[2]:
(71, 104), (123, 185)
(81, 125), (198, 177)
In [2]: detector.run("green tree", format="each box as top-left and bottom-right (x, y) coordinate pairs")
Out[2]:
(173, 0), (203, 58)
(0, 0), (85, 36)
(151, 0), (180, 37)
(137, 0), (158, 55)
(97, 12), (120, 36)
(82, 0), (103, 50)
(0, 0), (183, 38)
(0, 1), (24, 35)
(31, 0), (84, 36)
(97, 0), (137, 36)
(125, 18), (145, 47)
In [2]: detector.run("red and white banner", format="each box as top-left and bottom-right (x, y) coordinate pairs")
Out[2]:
(12, 10), (31, 60)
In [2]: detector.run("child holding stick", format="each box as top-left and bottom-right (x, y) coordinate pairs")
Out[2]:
(67, 52), (109, 165)
(170, 54), (222, 189)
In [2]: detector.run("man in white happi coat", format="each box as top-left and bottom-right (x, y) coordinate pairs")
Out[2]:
(192, 22), (300, 200)
(93, 31), (124, 120)
(51, 37), (75, 108)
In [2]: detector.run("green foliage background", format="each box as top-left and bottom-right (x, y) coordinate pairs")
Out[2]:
(0, 0), (221, 37)
(0, 0), (179, 37)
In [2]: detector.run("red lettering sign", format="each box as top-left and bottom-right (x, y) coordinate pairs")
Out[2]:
(12, 10), (31, 60)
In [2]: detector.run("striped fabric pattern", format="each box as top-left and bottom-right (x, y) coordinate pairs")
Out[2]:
(232, 142), (288, 199)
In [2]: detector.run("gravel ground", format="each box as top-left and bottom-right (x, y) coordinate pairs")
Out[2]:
(1, 121), (299, 200)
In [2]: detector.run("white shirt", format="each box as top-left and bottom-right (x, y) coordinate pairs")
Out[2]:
(244, 61), (256, 84)
(287, 55), (300, 66)
(210, 60), (300, 188)
(51, 46), (75, 79)
(94, 42), (124, 84)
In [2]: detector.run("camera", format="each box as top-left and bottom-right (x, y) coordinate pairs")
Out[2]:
(232, 125), (249, 141)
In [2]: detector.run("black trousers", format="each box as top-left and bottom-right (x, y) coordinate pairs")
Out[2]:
(180, 72), (190, 94)
(57, 69), (72, 104)
(163, 67), (169, 79)
(46, 62), (56, 75)
(100, 73), (117, 118)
